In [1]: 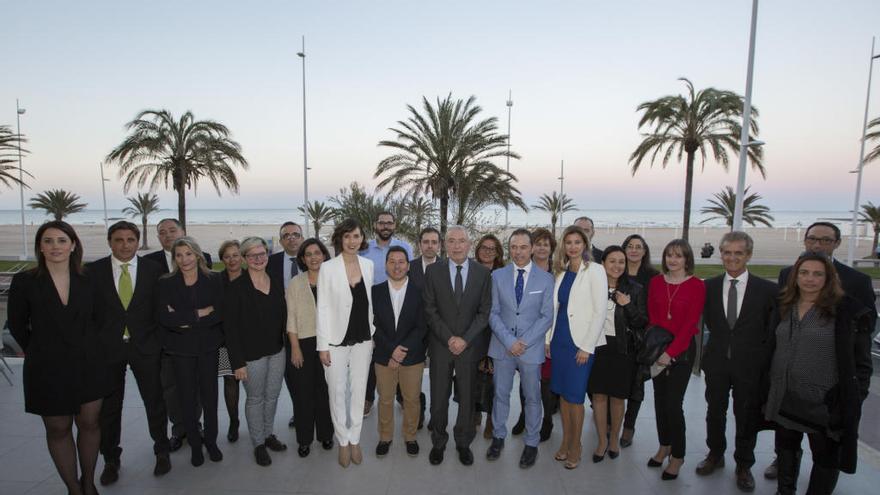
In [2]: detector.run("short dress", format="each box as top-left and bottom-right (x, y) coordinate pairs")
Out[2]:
(587, 289), (634, 399)
(550, 271), (595, 405)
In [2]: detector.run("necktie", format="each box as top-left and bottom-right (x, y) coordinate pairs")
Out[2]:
(119, 263), (133, 338)
(289, 257), (298, 278)
(454, 265), (463, 305)
(515, 268), (525, 306)
(727, 279), (738, 330)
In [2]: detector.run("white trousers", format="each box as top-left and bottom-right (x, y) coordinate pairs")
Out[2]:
(323, 340), (373, 446)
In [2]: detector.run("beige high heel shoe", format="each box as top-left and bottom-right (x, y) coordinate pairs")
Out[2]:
(338, 444), (351, 467)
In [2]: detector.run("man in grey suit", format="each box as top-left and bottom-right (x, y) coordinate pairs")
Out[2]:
(486, 229), (554, 468)
(424, 225), (492, 466)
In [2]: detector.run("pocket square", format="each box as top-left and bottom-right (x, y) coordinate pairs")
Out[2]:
(528, 290), (543, 294)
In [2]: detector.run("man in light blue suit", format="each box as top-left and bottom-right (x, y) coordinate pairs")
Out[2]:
(486, 228), (555, 468)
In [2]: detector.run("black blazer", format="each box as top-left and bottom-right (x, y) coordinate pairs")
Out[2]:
(407, 257), (427, 289)
(701, 273), (779, 376)
(145, 249), (213, 274)
(609, 277), (649, 355)
(371, 281), (428, 366)
(87, 256), (164, 360)
(156, 270), (224, 356)
(267, 251), (298, 289)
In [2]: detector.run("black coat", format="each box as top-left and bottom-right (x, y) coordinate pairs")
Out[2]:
(223, 272), (287, 369)
(609, 277), (648, 355)
(156, 270), (224, 357)
(371, 281), (428, 366)
(267, 251), (299, 289)
(407, 257), (428, 289)
(145, 249), (213, 274)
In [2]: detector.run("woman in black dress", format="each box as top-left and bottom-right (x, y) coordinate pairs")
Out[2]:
(8, 221), (105, 495)
(217, 240), (243, 442)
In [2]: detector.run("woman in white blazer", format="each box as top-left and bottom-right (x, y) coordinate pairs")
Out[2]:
(544, 225), (608, 469)
(316, 219), (375, 468)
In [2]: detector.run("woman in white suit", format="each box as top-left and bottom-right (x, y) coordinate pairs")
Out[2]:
(544, 225), (608, 469)
(316, 218), (375, 468)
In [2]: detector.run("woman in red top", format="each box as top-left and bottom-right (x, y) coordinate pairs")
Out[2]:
(646, 239), (705, 480)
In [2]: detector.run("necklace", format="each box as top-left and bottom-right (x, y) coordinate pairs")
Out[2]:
(665, 279), (684, 320)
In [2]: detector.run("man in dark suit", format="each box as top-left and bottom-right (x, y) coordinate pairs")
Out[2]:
(573, 216), (604, 261)
(88, 221), (171, 484)
(372, 246), (429, 458)
(266, 221), (304, 428)
(408, 227), (441, 289)
(143, 218), (212, 451)
(695, 232), (779, 491)
(424, 225), (492, 466)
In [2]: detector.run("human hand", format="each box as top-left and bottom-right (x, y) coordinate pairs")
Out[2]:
(234, 367), (247, 381)
(656, 352), (671, 367)
(392, 345), (408, 364)
(291, 345), (304, 368)
(388, 359), (400, 369)
(510, 340), (526, 357)
(613, 291), (631, 306)
(545, 344), (551, 359)
(319, 351), (332, 367)
(197, 306), (214, 318)
(575, 350), (591, 366)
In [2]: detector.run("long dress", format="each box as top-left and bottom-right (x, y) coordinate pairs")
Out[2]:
(550, 271), (595, 405)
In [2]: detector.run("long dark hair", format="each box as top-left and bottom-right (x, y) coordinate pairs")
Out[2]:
(296, 238), (332, 271)
(331, 218), (368, 255)
(475, 234), (505, 270)
(33, 221), (83, 275)
(778, 252), (843, 319)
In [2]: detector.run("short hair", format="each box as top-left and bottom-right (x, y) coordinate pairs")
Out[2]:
(375, 211), (395, 222)
(169, 236), (210, 275)
(573, 216), (594, 228)
(33, 221), (84, 276)
(157, 218), (183, 231)
(531, 227), (557, 253)
(419, 227), (442, 242)
(280, 221), (301, 233)
(475, 234), (505, 270)
(778, 251), (843, 319)
(446, 224), (469, 239)
(240, 236), (269, 258)
(218, 240), (241, 261)
(296, 238), (331, 271)
(107, 220), (140, 242)
(553, 225), (592, 274)
(331, 218), (368, 254)
(508, 228), (533, 245)
(660, 239), (695, 275)
(602, 245), (626, 263)
(805, 221), (840, 241)
(386, 245), (410, 262)
(719, 231), (754, 255)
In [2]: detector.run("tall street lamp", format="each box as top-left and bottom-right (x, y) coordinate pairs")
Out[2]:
(16, 99), (27, 260)
(505, 90), (513, 226)
(100, 162), (110, 231)
(558, 160), (565, 227)
(297, 36), (310, 237)
(847, 36), (879, 266)
(732, 0), (760, 231)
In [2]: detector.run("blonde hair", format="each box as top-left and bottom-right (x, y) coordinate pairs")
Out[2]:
(169, 236), (211, 275)
(553, 225), (591, 275)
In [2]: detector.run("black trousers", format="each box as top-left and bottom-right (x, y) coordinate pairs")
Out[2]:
(284, 339), (297, 416)
(365, 356), (376, 403)
(290, 337), (333, 445)
(161, 351), (200, 437)
(170, 350), (219, 449)
(100, 343), (169, 459)
(653, 360), (691, 458)
(429, 345), (478, 450)
(704, 366), (761, 467)
(775, 426), (841, 494)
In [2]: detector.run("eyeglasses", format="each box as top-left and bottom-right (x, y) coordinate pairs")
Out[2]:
(805, 236), (836, 246)
(245, 251), (268, 260)
(281, 232), (303, 240)
(376, 221), (395, 227)
(478, 245), (496, 251)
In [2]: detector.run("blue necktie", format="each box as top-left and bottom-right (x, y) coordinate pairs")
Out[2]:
(515, 268), (525, 306)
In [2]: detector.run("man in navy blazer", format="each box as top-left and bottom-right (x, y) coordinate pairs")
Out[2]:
(485, 229), (554, 468)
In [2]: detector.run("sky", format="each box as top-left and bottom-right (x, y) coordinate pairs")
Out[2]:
(2, 0), (880, 215)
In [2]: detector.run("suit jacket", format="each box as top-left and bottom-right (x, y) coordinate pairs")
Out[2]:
(701, 272), (779, 376)
(371, 281), (427, 366)
(407, 257), (431, 289)
(267, 251), (298, 288)
(87, 256), (164, 360)
(423, 258), (492, 361)
(488, 264), (555, 364)
(145, 249), (213, 274)
(157, 270), (224, 356)
(545, 261), (609, 354)
(315, 255), (375, 351)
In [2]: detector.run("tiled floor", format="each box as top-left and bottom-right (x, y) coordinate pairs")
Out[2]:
(0, 360), (878, 495)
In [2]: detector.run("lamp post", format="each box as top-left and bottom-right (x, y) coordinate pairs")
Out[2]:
(732, 0), (760, 232)
(847, 36), (879, 266)
(505, 90), (513, 226)
(100, 162), (110, 231)
(16, 99), (27, 260)
(558, 160), (565, 226)
(297, 36), (310, 237)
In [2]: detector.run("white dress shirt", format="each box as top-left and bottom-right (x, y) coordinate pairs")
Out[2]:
(111, 255), (138, 293)
(388, 279), (408, 328)
(511, 261), (532, 290)
(163, 250), (174, 271)
(722, 270), (749, 320)
(421, 257), (437, 274)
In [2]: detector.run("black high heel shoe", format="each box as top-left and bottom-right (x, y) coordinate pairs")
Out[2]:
(593, 446), (608, 463)
(648, 456), (664, 467)
(661, 470), (678, 480)
(227, 419), (239, 443)
(608, 449), (619, 460)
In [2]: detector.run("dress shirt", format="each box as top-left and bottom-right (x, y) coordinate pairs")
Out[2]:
(448, 258), (469, 292)
(111, 255), (138, 292)
(388, 279), (408, 328)
(283, 253), (298, 289)
(421, 257), (437, 274)
(360, 237), (414, 284)
(163, 250), (174, 271)
(603, 289), (616, 336)
(511, 261), (532, 289)
(722, 270), (749, 320)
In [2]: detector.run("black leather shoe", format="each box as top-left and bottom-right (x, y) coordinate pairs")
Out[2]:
(169, 434), (185, 452)
(620, 427), (634, 448)
(153, 453), (171, 476)
(539, 420), (553, 442)
(406, 441), (419, 457)
(264, 435), (288, 452)
(648, 456), (664, 468)
(206, 444), (223, 462)
(608, 449), (619, 460)
(376, 441), (391, 457)
(227, 419), (239, 443)
(511, 413), (526, 435)
(429, 447), (444, 465)
(457, 447), (474, 466)
(735, 466), (756, 492)
(288, 415), (295, 428)
(593, 446), (607, 463)
(486, 438), (504, 461)
(661, 470), (678, 481)
(100, 460), (119, 485)
(696, 454), (725, 476)
(418, 406), (425, 430)
(254, 445), (272, 466)
(298, 444), (310, 458)
(321, 440), (334, 450)
(191, 446), (205, 467)
(763, 457), (778, 480)
(519, 446), (538, 468)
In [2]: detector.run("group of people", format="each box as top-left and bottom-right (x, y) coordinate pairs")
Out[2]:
(6, 211), (876, 495)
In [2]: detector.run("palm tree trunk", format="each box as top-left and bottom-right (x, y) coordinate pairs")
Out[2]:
(176, 187), (187, 231)
(141, 215), (149, 250)
(313, 220), (321, 237)
(682, 151), (696, 241)
(873, 228), (879, 259)
(439, 193), (449, 257)
(551, 212), (557, 238)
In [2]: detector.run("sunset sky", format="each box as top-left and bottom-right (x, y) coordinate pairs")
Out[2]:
(2, 0), (879, 214)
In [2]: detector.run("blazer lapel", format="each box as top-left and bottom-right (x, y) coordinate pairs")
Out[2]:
(398, 283), (419, 332)
(462, 259), (481, 302)
(129, 257), (149, 308)
(734, 275), (759, 329)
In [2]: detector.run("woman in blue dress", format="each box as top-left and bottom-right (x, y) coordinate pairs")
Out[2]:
(545, 225), (608, 469)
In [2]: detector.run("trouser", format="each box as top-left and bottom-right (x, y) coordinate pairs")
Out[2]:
(290, 337), (333, 445)
(493, 357), (542, 446)
(170, 350), (219, 449)
(775, 426), (841, 495)
(375, 361), (425, 442)
(242, 349), (286, 447)
(653, 360), (691, 458)
(704, 367), (761, 467)
(283, 339), (296, 417)
(429, 345), (478, 450)
(324, 341), (373, 446)
(100, 343), (169, 460)
(623, 395), (643, 430)
(365, 357), (377, 403)
(518, 378), (559, 428)
(161, 351), (200, 437)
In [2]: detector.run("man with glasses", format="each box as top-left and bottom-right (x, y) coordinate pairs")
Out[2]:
(267, 221), (305, 429)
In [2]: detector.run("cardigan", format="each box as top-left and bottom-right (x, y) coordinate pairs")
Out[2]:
(647, 275), (706, 359)
(285, 272), (317, 340)
(545, 261), (609, 354)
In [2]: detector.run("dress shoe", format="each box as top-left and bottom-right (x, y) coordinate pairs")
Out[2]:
(321, 440), (334, 450)
(254, 445), (272, 467)
(486, 437), (504, 461)
(662, 457), (684, 480)
(457, 447), (474, 466)
(661, 470), (678, 481)
(338, 445), (351, 468)
(363, 400), (373, 418)
(539, 420), (553, 442)
(519, 446), (538, 469)
(608, 449), (619, 460)
(429, 447), (444, 465)
(206, 444), (223, 462)
(735, 465), (756, 492)
(264, 434), (288, 452)
(376, 441), (391, 458)
(405, 441), (419, 457)
(647, 456), (664, 468)
(511, 413), (526, 435)
(350, 444), (363, 465)
(99, 460), (119, 485)
(620, 427), (634, 448)
(592, 446), (607, 463)
(298, 444), (311, 458)
(696, 454), (725, 476)
(288, 415), (295, 428)
(763, 456), (778, 480)
(169, 434), (185, 452)
(191, 446), (205, 467)
(227, 419), (239, 443)
(153, 453), (171, 476)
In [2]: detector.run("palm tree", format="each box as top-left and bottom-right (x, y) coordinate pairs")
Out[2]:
(0, 125), (31, 189)
(375, 94), (520, 237)
(397, 194), (437, 243)
(449, 163), (527, 228)
(105, 109), (249, 229)
(330, 182), (389, 237)
(28, 189), (87, 221)
(532, 191), (577, 236)
(699, 186), (774, 228)
(297, 200), (336, 237)
(122, 192), (160, 249)
(866, 116), (880, 164)
(860, 201), (880, 259)
(629, 78), (764, 240)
